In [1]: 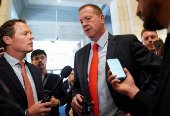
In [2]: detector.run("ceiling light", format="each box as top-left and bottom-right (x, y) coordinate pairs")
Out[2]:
(57, 0), (62, 2)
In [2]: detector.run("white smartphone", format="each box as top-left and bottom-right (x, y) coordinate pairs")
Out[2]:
(107, 58), (126, 80)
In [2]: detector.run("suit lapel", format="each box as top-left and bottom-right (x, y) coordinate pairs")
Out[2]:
(106, 33), (117, 74)
(0, 56), (27, 100)
(105, 33), (117, 91)
(83, 44), (91, 96)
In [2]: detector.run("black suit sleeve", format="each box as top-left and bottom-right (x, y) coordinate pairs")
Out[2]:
(72, 51), (81, 98)
(0, 80), (25, 116)
(132, 90), (152, 115)
(130, 35), (161, 75)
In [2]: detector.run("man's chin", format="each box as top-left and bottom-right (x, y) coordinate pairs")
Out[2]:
(143, 18), (164, 31)
(38, 66), (43, 69)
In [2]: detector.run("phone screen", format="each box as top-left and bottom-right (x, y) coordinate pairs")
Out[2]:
(107, 58), (126, 80)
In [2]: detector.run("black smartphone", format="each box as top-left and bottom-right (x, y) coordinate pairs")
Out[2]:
(107, 58), (126, 80)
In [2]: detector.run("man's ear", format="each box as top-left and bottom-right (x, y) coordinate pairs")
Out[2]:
(100, 14), (105, 23)
(3, 36), (12, 45)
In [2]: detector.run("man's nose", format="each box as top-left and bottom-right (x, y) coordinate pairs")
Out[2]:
(82, 21), (88, 28)
(148, 37), (153, 42)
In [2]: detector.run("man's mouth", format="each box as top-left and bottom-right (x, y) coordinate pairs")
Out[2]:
(29, 42), (33, 45)
(149, 44), (154, 47)
(38, 63), (43, 67)
(86, 28), (91, 32)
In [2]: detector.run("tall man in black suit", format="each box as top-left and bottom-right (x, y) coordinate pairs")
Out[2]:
(108, 0), (170, 116)
(31, 49), (67, 116)
(71, 4), (161, 116)
(0, 18), (51, 116)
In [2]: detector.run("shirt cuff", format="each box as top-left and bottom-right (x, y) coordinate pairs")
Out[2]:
(57, 99), (60, 106)
(25, 109), (29, 116)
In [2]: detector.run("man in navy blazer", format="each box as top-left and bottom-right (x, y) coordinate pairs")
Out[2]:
(71, 4), (161, 116)
(108, 0), (170, 116)
(0, 18), (51, 116)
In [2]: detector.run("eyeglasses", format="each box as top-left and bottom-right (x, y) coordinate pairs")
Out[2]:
(32, 56), (46, 61)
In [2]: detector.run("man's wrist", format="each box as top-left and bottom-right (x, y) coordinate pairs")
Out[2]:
(126, 86), (140, 100)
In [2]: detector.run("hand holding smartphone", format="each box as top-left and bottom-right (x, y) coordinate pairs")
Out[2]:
(152, 38), (164, 51)
(107, 58), (126, 80)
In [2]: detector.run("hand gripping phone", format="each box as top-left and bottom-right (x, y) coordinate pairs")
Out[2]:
(107, 58), (126, 80)
(152, 39), (164, 51)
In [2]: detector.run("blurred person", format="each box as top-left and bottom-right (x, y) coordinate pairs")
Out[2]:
(141, 29), (163, 58)
(140, 30), (161, 93)
(60, 65), (73, 91)
(31, 49), (67, 116)
(108, 0), (170, 116)
(65, 68), (78, 116)
(0, 79), (25, 116)
(141, 29), (158, 54)
(0, 18), (51, 116)
(71, 4), (161, 116)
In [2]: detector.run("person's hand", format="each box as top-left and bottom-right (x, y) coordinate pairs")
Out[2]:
(28, 101), (51, 116)
(69, 108), (73, 116)
(0, 48), (5, 57)
(108, 68), (139, 100)
(156, 46), (163, 59)
(50, 96), (59, 107)
(71, 94), (83, 115)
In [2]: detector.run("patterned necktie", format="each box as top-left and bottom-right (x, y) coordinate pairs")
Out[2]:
(89, 43), (99, 116)
(18, 61), (35, 108)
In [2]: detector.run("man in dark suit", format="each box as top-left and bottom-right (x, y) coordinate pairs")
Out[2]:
(31, 49), (67, 116)
(71, 4), (161, 116)
(0, 18), (51, 116)
(108, 0), (170, 116)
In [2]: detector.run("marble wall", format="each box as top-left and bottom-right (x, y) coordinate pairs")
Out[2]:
(110, 0), (167, 42)
(0, 0), (12, 26)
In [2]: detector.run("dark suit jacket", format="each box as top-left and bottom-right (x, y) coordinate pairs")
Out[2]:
(44, 73), (67, 116)
(133, 33), (170, 116)
(72, 33), (161, 115)
(0, 79), (25, 116)
(0, 56), (44, 110)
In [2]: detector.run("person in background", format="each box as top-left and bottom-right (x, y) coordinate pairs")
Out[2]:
(140, 29), (162, 94)
(71, 3), (161, 116)
(0, 18), (51, 116)
(141, 29), (163, 58)
(108, 0), (170, 115)
(31, 49), (67, 116)
(60, 65), (73, 91)
(65, 68), (77, 116)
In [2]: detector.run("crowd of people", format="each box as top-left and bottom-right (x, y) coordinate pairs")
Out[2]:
(0, 0), (170, 116)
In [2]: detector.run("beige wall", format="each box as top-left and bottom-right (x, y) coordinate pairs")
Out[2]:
(110, 0), (167, 42)
(0, 0), (12, 26)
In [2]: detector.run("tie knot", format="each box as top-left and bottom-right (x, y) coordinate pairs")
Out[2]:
(93, 43), (98, 51)
(18, 61), (25, 68)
